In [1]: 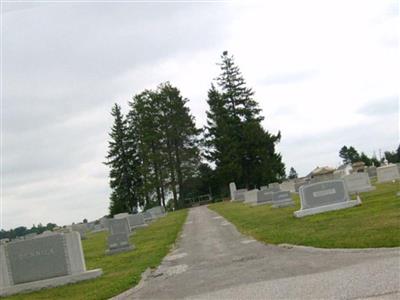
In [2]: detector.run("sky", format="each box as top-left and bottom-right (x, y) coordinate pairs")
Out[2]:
(1, 0), (398, 230)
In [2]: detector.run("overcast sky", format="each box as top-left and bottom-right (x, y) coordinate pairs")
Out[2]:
(1, 0), (398, 230)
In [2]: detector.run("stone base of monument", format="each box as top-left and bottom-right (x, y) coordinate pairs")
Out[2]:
(294, 197), (362, 218)
(0, 269), (102, 297)
(106, 245), (135, 255)
(130, 224), (148, 230)
(230, 198), (245, 202)
(251, 200), (273, 206)
(348, 186), (376, 194)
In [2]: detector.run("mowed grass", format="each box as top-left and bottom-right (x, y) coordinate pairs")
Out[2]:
(209, 181), (400, 248)
(4, 209), (188, 300)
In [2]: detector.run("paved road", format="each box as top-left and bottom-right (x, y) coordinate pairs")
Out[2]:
(114, 206), (400, 299)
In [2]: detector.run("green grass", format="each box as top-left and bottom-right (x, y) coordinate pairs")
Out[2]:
(4, 209), (188, 300)
(209, 181), (400, 248)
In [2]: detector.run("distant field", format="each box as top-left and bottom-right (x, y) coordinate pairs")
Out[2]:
(5, 209), (188, 300)
(209, 181), (400, 248)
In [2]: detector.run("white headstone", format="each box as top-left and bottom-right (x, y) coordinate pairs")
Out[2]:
(233, 189), (247, 202)
(377, 164), (400, 183)
(343, 173), (376, 194)
(243, 189), (259, 203)
(294, 180), (361, 218)
(229, 182), (237, 201)
(280, 181), (296, 193)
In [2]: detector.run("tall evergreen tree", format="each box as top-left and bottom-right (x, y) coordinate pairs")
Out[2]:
(105, 104), (137, 215)
(127, 83), (201, 209)
(158, 82), (201, 207)
(205, 51), (285, 189)
(128, 91), (166, 207)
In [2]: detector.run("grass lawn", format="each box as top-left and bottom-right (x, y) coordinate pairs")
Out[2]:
(4, 209), (188, 300)
(209, 181), (400, 248)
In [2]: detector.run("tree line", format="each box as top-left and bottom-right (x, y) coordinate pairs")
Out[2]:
(339, 144), (400, 166)
(106, 51), (285, 215)
(0, 223), (57, 240)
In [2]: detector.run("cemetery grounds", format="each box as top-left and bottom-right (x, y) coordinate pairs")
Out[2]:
(210, 180), (400, 248)
(3, 181), (399, 299)
(3, 210), (188, 300)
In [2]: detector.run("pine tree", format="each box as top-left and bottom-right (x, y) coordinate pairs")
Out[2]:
(105, 104), (137, 215)
(128, 91), (166, 207)
(205, 51), (285, 189)
(158, 82), (201, 208)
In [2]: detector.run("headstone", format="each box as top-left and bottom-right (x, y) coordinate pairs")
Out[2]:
(147, 206), (165, 219)
(106, 233), (133, 255)
(0, 232), (102, 296)
(367, 166), (377, 178)
(233, 189), (247, 201)
(108, 219), (131, 235)
(127, 214), (147, 229)
(294, 180), (361, 218)
(310, 173), (334, 184)
(268, 182), (281, 192)
(141, 211), (153, 223)
(114, 213), (129, 220)
(244, 189), (259, 204)
(261, 183), (280, 192)
(71, 224), (87, 240)
(377, 164), (400, 183)
(99, 217), (110, 229)
(91, 224), (106, 233)
(85, 222), (96, 231)
(229, 182), (237, 201)
(280, 181), (295, 193)
(250, 190), (274, 205)
(333, 169), (345, 179)
(272, 191), (295, 208)
(343, 173), (376, 194)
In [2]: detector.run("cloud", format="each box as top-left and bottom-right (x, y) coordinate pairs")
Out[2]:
(2, 2), (233, 229)
(259, 70), (317, 86)
(358, 96), (399, 116)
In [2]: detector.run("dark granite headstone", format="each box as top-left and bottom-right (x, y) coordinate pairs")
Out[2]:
(300, 180), (349, 210)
